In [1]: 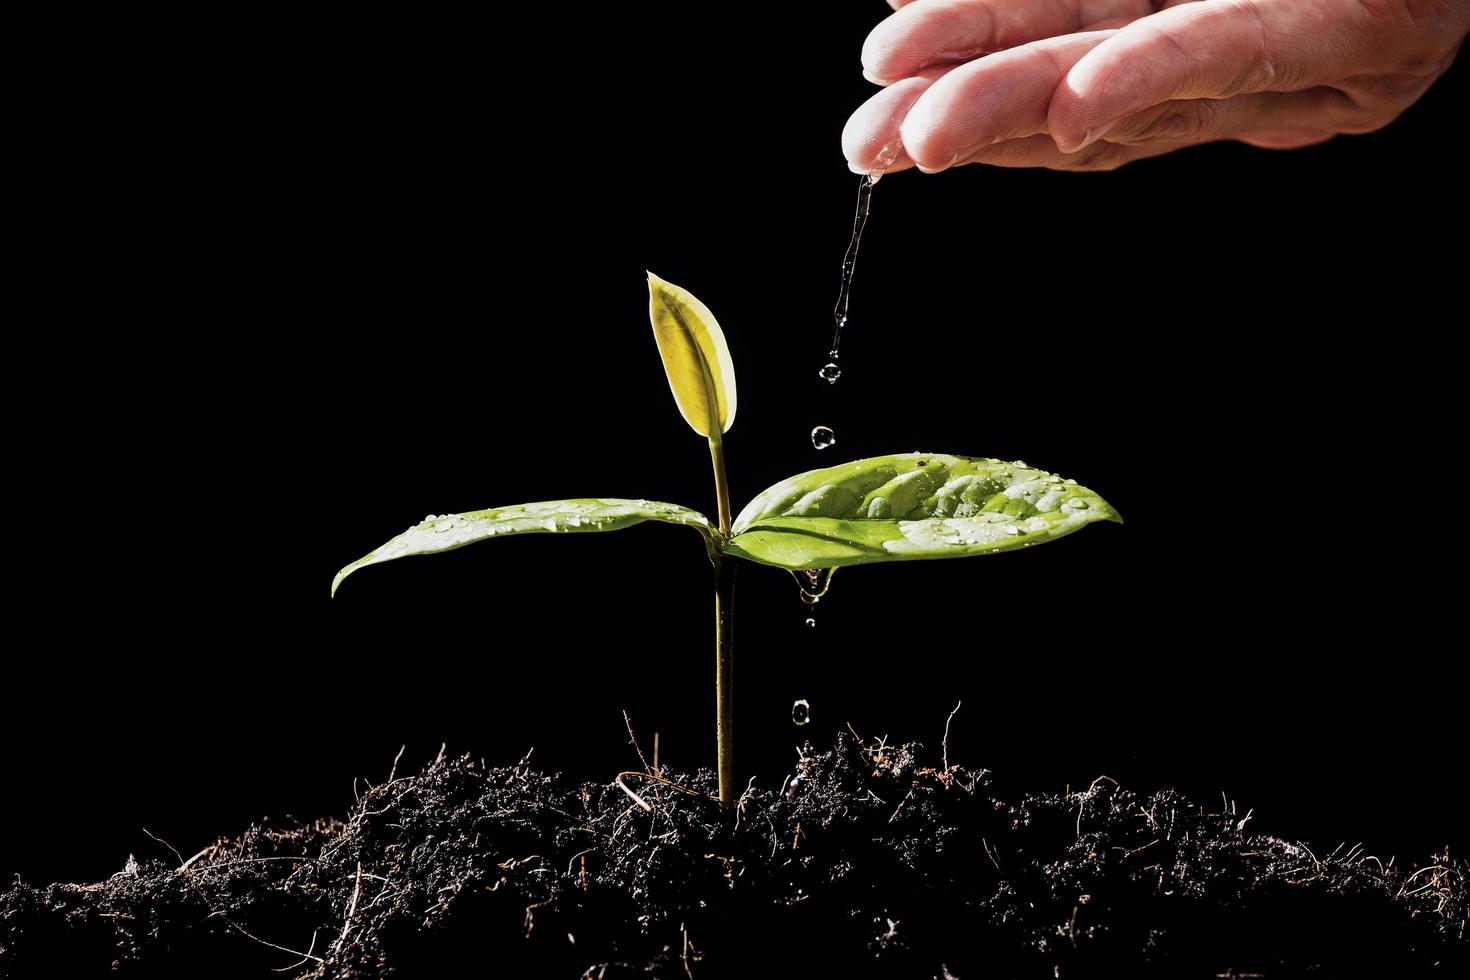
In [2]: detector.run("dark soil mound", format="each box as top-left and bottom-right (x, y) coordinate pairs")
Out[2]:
(2, 732), (1465, 978)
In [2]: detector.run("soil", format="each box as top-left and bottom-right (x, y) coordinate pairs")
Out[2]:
(2, 732), (1465, 979)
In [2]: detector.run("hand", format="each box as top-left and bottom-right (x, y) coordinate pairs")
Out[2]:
(843, 0), (1470, 173)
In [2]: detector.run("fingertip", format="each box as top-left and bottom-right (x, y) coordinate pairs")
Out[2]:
(897, 115), (953, 173)
(1053, 118), (1118, 155)
(844, 71), (945, 175)
(1047, 70), (1101, 155)
(895, 69), (974, 173)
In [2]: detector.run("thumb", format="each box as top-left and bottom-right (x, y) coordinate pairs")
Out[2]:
(1048, 0), (1374, 153)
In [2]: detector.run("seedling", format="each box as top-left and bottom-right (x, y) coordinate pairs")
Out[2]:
(334, 273), (1121, 807)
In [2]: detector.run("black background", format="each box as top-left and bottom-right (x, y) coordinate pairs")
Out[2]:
(7, 4), (1464, 889)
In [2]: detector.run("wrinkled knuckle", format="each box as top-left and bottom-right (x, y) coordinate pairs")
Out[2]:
(1114, 101), (1221, 145)
(1349, 63), (1441, 105)
(1062, 144), (1133, 173)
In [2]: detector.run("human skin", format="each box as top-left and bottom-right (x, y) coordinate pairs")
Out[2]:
(842, 0), (1470, 172)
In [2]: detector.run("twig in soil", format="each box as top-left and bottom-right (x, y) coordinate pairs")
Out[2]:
(617, 770), (713, 800)
(388, 744), (406, 782)
(212, 911), (324, 965)
(623, 710), (653, 775)
(1123, 839), (1160, 860)
(524, 899), (548, 937)
(889, 789), (916, 824)
(178, 845), (218, 872)
(186, 855), (311, 874)
(327, 863), (364, 960)
(271, 929), (321, 973)
(942, 700), (961, 772)
(1075, 776), (1118, 836)
(140, 827), (184, 866)
(616, 774), (653, 812)
(567, 848), (596, 875)
(982, 837), (1002, 872)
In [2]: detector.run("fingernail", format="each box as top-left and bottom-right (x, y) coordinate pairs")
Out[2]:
(1059, 119), (1118, 154)
(915, 152), (959, 174)
(862, 68), (893, 86)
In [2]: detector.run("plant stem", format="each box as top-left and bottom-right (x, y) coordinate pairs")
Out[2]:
(708, 437), (731, 536)
(714, 556), (737, 809)
(708, 436), (735, 809)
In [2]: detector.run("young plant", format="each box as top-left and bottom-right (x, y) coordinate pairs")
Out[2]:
(334, 273), (1121, 807)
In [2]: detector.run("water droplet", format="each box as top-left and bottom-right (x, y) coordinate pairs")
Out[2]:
(866, 139), (903, 183)
(811, 426), (836, 450)
(1001, 524), (1021, 535)
(804, 617), (816, 629)
(792, 698), (811, 724)
(791, 568), (835, 605)
(819, 362), (842, 384)
(829, 165), (880, 361)
(1066, 498), (1089, 509)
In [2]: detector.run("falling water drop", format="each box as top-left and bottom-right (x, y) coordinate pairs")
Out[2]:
(827, 140), (901, 365)
(818, 362), (842, 384)
(866, 140), (903, 184)
(791, 567), (836, 605)
(804, 617), (816, 629)
(792, 699), (811, 725)
(811, 426), (836, 450)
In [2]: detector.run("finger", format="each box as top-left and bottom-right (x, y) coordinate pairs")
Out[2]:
(960, 132), (1191, 171)
(886, 0), (920, 9)
(843, 66), (955, 174)
(1049, 0), (1377, 152)
(1099, 87), (1361, 146)
(862, 0), (1152, 85)
(1235, 130), (1336, 150)
(899, 31), (1115, 172)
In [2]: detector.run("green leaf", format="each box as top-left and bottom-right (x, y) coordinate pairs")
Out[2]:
(333, 499), (716, 596)
(725, 453), (1120, 570)
(647, 272), (737, 440)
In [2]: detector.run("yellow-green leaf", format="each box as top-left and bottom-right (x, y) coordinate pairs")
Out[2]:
(332, 499), (717, 597)
(726, 453), (1120, 570)
(647, 272), (737, 440)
